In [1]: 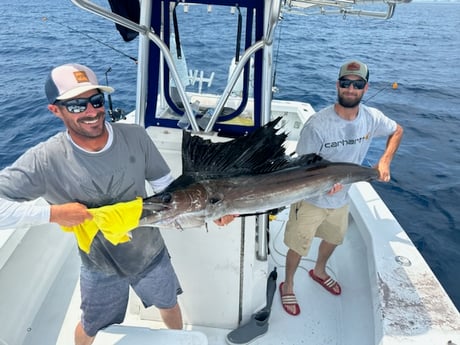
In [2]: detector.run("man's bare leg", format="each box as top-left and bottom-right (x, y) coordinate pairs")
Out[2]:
(313, 240), (337, 279)
(75, 321), (95, 345)
(159, 303), (183, 329)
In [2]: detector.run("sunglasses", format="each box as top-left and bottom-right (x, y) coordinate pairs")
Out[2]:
(55, 93), (105, 114)
(338, 79), (367, 90)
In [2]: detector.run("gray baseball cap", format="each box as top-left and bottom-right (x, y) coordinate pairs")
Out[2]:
(338, 60), (369, 82)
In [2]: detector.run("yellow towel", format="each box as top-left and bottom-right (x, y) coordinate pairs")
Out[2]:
(61, 197), (143, 253)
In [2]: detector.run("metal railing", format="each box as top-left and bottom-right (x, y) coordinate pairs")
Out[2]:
(71, 0), (201, 130)
(285, 0), (411, 19)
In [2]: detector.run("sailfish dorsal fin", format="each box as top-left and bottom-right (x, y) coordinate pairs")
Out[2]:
(181, 117), (289, 178)
(164, 117), (325, 191)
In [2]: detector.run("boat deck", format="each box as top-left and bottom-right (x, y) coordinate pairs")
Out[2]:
(3, 185), (460, 345)
(12, 207), (374, 345)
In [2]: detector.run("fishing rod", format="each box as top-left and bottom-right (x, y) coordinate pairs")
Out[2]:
(42, 17), (138, 63)
(104, 67), (126, 122)
(271, 13), (285, 94)
(43, 17), (133, 122)
(364, 81), (399, 103)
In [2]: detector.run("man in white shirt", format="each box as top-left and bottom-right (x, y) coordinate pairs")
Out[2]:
(279, 60), (403, 316)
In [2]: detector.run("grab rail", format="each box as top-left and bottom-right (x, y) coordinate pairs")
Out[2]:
(71, 0), (201, 131)
(286, 0), (411, 19)
(71, 0), (284, 133)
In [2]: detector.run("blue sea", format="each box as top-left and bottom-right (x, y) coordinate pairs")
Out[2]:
(1, 0), (459, 310)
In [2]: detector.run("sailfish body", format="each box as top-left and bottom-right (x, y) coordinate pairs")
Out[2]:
(141, 118), (378, 229)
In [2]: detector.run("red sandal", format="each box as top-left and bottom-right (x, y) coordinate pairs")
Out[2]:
(279, 282), (300, 316)
(309, 269), (341, 295)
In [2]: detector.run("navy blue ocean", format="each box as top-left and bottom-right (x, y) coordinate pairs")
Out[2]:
(1, 1), (459, 310)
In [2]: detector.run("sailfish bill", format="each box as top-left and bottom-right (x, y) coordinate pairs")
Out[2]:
(140, 118), (379, 229)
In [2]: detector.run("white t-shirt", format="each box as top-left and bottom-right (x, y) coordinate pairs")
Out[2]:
(297, 104), (397, 208)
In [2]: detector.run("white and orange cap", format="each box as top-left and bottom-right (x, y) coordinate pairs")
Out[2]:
(45, 63), (114, 103)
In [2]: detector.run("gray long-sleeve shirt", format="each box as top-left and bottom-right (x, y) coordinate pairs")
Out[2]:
(0, 122), (172, 276)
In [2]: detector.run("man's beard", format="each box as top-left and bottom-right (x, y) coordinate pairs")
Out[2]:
(337, 93), (363, 108)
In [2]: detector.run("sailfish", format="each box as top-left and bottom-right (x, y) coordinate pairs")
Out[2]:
(139, 117), (379, 229)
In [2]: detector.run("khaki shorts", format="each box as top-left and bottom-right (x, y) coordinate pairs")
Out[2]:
(284, 201), (349, 256)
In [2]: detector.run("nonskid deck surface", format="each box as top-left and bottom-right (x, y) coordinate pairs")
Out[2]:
(29, 208), (374, 345)
(261, 209), (375, 345)
(13, 199), (460, 345)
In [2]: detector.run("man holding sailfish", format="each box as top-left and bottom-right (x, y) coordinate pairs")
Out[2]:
(0, 63), (185, 345)
(279, 60), (403, 316)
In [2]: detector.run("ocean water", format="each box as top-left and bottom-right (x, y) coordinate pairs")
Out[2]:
(0, 0), (459, 311)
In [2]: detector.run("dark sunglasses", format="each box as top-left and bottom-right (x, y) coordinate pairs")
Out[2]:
(338, 79), (367, 90)
(55, 93), (105, 114)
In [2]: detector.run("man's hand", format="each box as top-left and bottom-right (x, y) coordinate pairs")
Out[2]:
(376, 162), (391, 182)
(50, 203), (93, 227)
(328, 183), (343, 195)
(214, 214), (239, 227)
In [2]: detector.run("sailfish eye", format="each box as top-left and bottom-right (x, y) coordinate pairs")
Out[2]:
(208, 197), (221, 204)
(161, 193), (172, 203)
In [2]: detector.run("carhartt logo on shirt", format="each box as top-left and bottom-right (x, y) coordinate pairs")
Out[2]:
(73, 71), (90, 83)
(324, 133), (370, 148)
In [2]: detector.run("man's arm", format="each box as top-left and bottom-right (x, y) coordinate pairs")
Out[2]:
(148, 173), (175, 194)
(377, 124), (404, 182)
(0, 197), (92, 230)
(0, 197), (50, 229)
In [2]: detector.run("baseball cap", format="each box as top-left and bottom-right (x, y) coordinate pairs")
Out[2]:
(338, 60), (369, 82)
(45, 63), (114, 104)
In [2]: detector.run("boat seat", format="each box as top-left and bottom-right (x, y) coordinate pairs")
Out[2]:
(93, 325), (208, 345)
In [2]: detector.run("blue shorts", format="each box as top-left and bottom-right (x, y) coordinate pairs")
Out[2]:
(79, 248), (182, 337)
